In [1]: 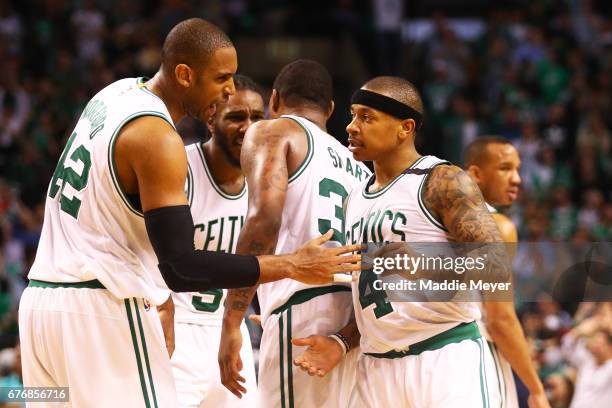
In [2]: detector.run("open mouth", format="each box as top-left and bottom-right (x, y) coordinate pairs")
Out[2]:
(207, 104), (217, 117)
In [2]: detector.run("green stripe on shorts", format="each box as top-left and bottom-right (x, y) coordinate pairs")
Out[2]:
(125, 299), (151, 408)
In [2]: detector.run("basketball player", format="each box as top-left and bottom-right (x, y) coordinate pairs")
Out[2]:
(293, 76), (509, 407)
(170, 75), (263, 407)
(18, 19), (361, 407)
(219, 60), (370, 408)
(465, 136), (550, 408)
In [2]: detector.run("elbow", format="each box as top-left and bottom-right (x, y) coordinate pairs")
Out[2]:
(486, 309), (518, 337)
(244, 210), (282, 234)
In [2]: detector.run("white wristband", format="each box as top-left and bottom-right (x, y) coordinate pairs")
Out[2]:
(328, 334), (348, 355)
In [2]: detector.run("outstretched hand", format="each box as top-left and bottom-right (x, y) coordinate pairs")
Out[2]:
(292, 335), (345, 377)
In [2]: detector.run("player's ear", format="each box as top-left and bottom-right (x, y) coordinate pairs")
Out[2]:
(399, 118), (415, 141)
(206, 114), (215, 133)
(175, 64), (193, 88)
(269, 89), (280, 115)
(326, 100), (335, 120)
(466, 164), (482, 183)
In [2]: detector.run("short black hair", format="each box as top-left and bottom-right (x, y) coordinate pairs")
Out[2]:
(233, 74), (262, 97)
(272, 59), (333, 112)
(464, 136), (514, 167)
(161, 18), (234, 75)
(362, 76), (424, 115)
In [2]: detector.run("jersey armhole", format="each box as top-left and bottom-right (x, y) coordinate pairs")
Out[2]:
(107, 112), (175, 217)
(281, 116), (314, 184)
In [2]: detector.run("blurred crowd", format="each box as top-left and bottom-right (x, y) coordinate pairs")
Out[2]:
(0, 1), (610, 406)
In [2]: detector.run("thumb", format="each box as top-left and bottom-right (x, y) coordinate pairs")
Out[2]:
(248, 314), (262, 325)
(292, 336), (316, 347)
(309, 230), (333, 246)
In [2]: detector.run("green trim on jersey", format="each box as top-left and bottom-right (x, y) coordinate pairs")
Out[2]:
(279, 314), (286, 408)
(364, 321), (481, 358)
(137, 77), (165, 104)
(361, 155), (428, 199)
(196, 143), (246, 200)
(270, 285), (351, 315)
(186, 161), (194, 206)
(107, 111), (175, 217)
(417, 160), (451, 232)
(287, 308), (295, 408)
(28, 279), (106, 289)
(281, 116), (314, 184)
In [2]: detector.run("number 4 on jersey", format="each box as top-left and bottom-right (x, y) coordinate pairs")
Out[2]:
(48, 131), (92, 219)
(359, 268), (394, 318)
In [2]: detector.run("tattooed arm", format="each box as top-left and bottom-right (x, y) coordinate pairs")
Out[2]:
(422, 165), (510, 283)
(220, 118), (300, 397)
(423, 165), (502, 243)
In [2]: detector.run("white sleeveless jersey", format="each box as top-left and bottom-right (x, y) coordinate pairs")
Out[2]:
(172, 143), (247, 325)
(345, 155), (481, 354)
(257, 115), (371, 321)
(29, 77), (174, 305)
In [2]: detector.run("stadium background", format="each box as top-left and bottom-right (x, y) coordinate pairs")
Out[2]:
(0, 0), (611, 406)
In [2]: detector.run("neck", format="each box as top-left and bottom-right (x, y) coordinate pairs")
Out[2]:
(202, 140), (244, 189)
(373, 145), (421, 187)
(145, 72), (186, 124)
(595, 353), (611, 367)
(279, 107), (328, 132)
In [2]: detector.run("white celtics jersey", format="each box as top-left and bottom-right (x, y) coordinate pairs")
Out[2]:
(29, 77), (174, 305)
(345, 155), (481, 354)
(257, 115), (371, 321)
(172, 143), (247, 325)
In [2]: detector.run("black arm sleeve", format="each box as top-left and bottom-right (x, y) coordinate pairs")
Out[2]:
(144, 205), (260, 292)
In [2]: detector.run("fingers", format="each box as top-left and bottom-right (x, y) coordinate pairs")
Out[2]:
(248, 314), (262, 325)
(291, 337), (315, 347)
(293, 358), (327, 377)
(308, 230), (333, 246)
(219, 356), (247, 398)
(333, 261), (362, 273)
(332, 243), (365, 255)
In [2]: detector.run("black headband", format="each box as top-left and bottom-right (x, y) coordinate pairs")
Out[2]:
(351, 89), (423, 129)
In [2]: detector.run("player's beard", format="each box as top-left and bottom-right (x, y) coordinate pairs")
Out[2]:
(214, 128), (241, 169)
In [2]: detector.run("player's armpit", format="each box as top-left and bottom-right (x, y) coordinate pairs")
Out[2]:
(115, 115), (189, 212)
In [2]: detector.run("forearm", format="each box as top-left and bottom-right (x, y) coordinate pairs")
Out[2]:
(485, 306), (544, 394)
(146, 205), (261, 291)
(223, 214), (282, 327)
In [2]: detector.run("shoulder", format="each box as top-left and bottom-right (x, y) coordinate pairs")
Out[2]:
(244, 117), (304, 142)
(117, 115), (185, 163)
(424, 164), (479, 203)
(491, 213), (518, 243)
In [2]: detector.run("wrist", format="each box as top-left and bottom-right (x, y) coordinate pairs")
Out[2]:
(256, 254), (296, 282)
(329, 332), (350, 355)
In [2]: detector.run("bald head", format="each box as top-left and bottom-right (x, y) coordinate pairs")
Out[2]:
(161, 18), (234, 76)
(362, 76), (424, 115)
